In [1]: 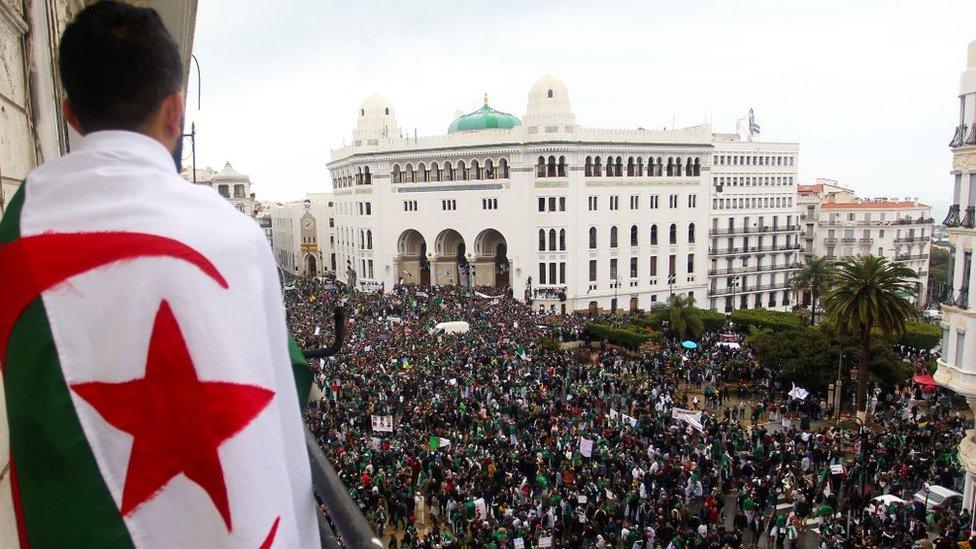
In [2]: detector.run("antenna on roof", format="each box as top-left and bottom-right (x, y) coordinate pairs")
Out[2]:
(484, 92), (489, 105)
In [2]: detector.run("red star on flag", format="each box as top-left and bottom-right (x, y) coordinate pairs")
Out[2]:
(71, 300), (274, 531)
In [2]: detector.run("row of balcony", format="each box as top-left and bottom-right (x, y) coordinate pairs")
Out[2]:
(708, 243), (802, 256)
(949, 123), (976, 148)
(893, 253), (929, 262)
(820, 218), (934, 227)
(707, 281), (793, 297)
(937, 286), (969, 310)
(893, 236), (930, 243)
(708, 262), (801, 276)
(943, 205), (976, 228)
(707, 224), (800, 236)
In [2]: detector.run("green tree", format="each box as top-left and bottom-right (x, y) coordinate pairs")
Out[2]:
(666, 293), (703, 340)
(822, 255), (917, 418)
(927, 246), (951, 301)
(791, 256), (836, 325)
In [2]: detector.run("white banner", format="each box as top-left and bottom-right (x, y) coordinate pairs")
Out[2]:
(579, 437), (594, 458)
(371, 415), (394, 432)
(539, 536), (553, 548)
(473, 497), (487, 519)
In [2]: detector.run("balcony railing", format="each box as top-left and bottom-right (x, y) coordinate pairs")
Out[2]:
(708, 262), (801, 276)
(841, 237), (856, 243)
(858, 237), (873, 243)
(944, 205), (962, 227)
(821, 218), (933, 227)
(708, 224), (800, 236)
(893, 236), (929, 243)
(950, 124), (968, 148)
(298, 309), (383, 549)
(893, 254), (929, 261)
(708, 243), (801, 255)
(707, 281), (793, 297)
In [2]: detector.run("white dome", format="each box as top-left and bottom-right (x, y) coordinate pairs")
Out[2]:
(356, 95), (398, 138)
(360, 95), (394, 118)
(525, 75), (575, 127)
(528, 75), (569, 104)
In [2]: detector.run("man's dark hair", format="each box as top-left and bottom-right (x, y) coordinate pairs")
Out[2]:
(59, 0), (183, 133)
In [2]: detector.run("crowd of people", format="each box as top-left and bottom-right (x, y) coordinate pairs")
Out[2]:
(285, 277), (971, 548)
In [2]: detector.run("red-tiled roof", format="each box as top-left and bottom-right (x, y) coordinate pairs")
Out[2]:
(797, 184), (822, 193)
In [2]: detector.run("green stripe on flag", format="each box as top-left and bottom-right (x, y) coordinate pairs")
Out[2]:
(287, 334), (312, 412)
(2, 184), (134, 547)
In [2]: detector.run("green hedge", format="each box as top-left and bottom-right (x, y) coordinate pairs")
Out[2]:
(701, 310), (728, 332)
(899, 321), (940, 350)
(586, 323), (651, 350)
(730, 308), (801, 333)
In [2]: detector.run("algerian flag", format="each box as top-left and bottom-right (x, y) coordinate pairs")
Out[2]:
(0, 145), (318, 548)
(516, 345), (529, 361)
(428, 436), (452, 450)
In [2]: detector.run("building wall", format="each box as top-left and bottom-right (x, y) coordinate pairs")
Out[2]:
(708, 137), (800, 312)
(936, 38), (976, 512)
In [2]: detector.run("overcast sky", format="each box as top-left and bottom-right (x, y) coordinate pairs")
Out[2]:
(185, 0), (975, 218)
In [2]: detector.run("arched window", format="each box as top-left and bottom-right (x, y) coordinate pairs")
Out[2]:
(444, 161), (454, 181)
(485, 159), (495, 180)
(585, 156), (593, 177)
(558, 155), (566, 177)
(359, 230), (365, 248)
(686, 157), (693, 176)
(675, 157), (683, 177)
(610, 226), (618, 248)
(499, 158), (509, 179)
(367, 230), (373, 249)
(637, 157), (644, 176)
(656, 157), (663, 177)
(547, 89), (554, 98)
(360, 108), (365, 116)
(537, 156), (546, 177)
(589, 227), (597, 249)
(605, 156), (613, 177)
(650, 224), (658, 245)
(458, 160), (467, 181)
(392, 164), (401, 183)
(630, 225), (638, 246)
(666, 158), (674, 177)
(405, 163), (414, 183)
(615, 157), (623, 177)
(559, 229), (566, 250)
(627, 157), (635, 177)
(688, 223), (696, 243)
(539, 229), (546, 251)
(471, 159), (481, 180)
(547, 155), (557, 177)
(364, 166), (371, 185)
(384, 107), (389, 115)
(669, 223), (677, 244)
(549, 229), (557, 250)
(693, 158), (701, 176)
(430, 162), (439, 182)
(418, 162), (428, 182)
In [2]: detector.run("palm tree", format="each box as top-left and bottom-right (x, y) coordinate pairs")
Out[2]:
(666, 293), (703, 340)
(822, 255), (917, 419)
(791, 257), (835, 325)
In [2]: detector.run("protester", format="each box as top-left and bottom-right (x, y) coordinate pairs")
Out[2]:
(288, 277), (967, 548)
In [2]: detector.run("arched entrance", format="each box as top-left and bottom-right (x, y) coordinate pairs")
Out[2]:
(304, 253), (318, 276)
(396, 229), (430, 285)
(434, 229), (467, 286)
(474, 228), (509, 288)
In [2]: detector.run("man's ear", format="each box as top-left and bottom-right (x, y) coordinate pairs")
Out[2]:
(63, 99), (85, 135)
(160, 91), (185, 144)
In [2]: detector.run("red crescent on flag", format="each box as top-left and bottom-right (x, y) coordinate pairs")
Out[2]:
(0, 231), (229, 367)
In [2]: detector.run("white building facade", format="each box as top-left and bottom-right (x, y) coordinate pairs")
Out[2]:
(708, 135), (800, 312)
(798, 180), (932, 305)
(325, 77), (802, 313)
(271, 193), (336, 278)
(936, 38), (976, 512)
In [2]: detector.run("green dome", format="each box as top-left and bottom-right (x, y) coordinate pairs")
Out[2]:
(447, 103), (522, 133)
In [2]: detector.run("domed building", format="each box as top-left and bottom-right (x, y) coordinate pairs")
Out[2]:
(320, 77), (800, 315)
(447, 98), (522, 133)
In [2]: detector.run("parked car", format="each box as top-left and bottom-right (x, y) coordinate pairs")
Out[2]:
(913, 484), (962, 511)
(866, 494), (907, 514)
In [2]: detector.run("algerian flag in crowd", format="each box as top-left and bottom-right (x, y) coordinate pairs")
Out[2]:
(428, 436), (452, 450)
(0, 133), (318, 547)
